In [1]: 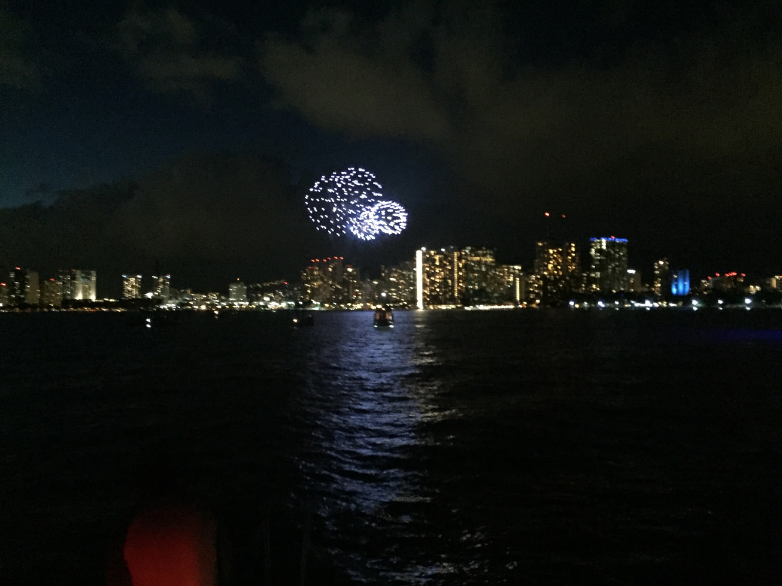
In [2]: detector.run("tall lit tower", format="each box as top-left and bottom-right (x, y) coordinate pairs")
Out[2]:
(228, 279), (247, 303)
(72, 270), (97, 300)
(153, 274), (171, 300)
(587, 237), (628, 293)
(653, 259), (670, 297)
(534, 242), (579, 300)
(123, 275), (142, 299)
(9, 268), (38, 305)
(415, 248), (424, 309)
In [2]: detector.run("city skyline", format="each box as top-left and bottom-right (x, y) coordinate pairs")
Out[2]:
(3, 233), (780, 309)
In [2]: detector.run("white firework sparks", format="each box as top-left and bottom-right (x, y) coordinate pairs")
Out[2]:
(305, 167), (407, 240)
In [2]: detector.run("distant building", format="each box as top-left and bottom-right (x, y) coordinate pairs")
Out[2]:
(671, 270), (690, 296)
(58, 269), (73, 300)
(71, 270), (97, 300)
(40, 279), (63, 307)
(534, 241), (579, 301)
(652, 258), (670, 297)
(461, 247), (496, 301)
(587, 237), (628, 293)
(228, 279), (247, 303)
(343, 265), (362, 305)
(707, 272), (745, 292)
(626, 269), (642, 293)
(415, 246), (502, 308)
(152, 274), (170, 300)
(9, 267), (38, 306)
(382, 262), (416, 305)
(122, 275), (142, 299)
(0, 282), (9, 307)
(519, 273), (541, 305)
(417, 247), (456, 307)
(491, 264), (523, 303)
(302, 257), (347, 305)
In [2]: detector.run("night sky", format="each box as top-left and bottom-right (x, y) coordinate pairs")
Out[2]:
(2, 0), (782, 295)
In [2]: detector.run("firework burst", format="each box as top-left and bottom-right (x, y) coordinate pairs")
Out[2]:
(306, 167), (407, 240)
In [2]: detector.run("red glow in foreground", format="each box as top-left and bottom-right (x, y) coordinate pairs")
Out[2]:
(122, 508), (216, 586)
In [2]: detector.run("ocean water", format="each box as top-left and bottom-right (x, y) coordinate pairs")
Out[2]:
(1, 309), (781, 585)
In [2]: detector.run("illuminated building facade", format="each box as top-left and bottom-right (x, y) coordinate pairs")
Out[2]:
(40, 279), (63, 307)
(587, 237), (629, 293)
(57, 269), (96, 301)
(461, 247), (495, 300)
(626, 269), (642, 293)
(122, 275), (142, 299)
(418, 248), (455, 307)
(382, 262), (416, 305)
(301, 257), (355, 306)
(652, 258), (670, 297)
(0, 282), (9, 307)
(671, 270), (690, 296)
(58, 269), (73, 300)
(73, 270), (97, 300)
(534, 242), (579, 300)
(519, 273), (541, 304)
(9, 268), (39, 305)
(490, 264), (523, 303)
(228, 280), (247, 303)
(707, 272), (746, 292)
(343, 265), (362, 305)
(415, 246), (518, 307)
(152, 274), (170, 300)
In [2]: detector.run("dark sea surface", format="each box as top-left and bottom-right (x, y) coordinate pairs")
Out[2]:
(1, 309), (781, 585)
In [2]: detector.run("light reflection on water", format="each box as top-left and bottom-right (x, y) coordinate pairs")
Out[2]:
(296, 311), (475, 583)
(3, 310), (781, 584)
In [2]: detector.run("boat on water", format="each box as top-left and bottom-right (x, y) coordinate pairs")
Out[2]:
(292, 312), (314, 327)
(373, 307), (394, 328)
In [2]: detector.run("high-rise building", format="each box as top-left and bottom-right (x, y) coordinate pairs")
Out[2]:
(461, 247), (495, 300)
(152, 274), (170, 300)
(652, 259), (670, 297)
(671, 270), (690, 296)
(123, 275), (142, 299)
(9, 268), (38, 306)
(519, 273), (541, 305)
(58, 269), (73, 300)
(587, 237), (629, 293)
(490, 264), (522, 303)
(417, 248), (457, 307)
(343, 265), (362, 305)
(25, 271), (39, 305)
(707, 272), (745, 292)
(301, 257), (349, 305)
(71, 270), (97, 300)
(626, 269), (642, 293)
(40, 278), (63, 307)
(0, 282), (9, 307)
(382, 262), (416, 305)
(228, 279), (247, 303)
(534, 242), (579, 300)
(416, 246), (505, 307)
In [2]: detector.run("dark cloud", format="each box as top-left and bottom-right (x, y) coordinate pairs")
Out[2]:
(258, 2), (782, 230)
(116, 5), (243, 97)
(0, 4), (41, 88)
(260, 6), (448, 140)
(0, 153), (324, 295)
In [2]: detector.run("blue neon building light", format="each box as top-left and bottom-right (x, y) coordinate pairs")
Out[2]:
(671, 270), (690, 296)
(589, 237), (628, 243)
